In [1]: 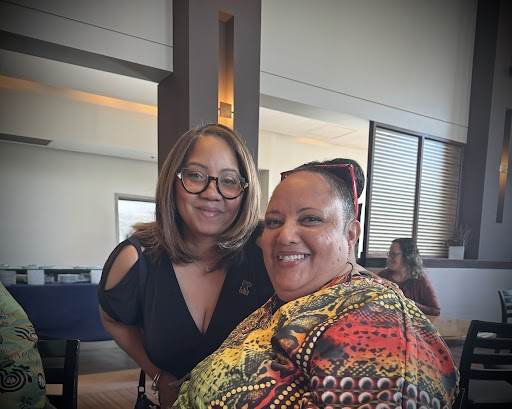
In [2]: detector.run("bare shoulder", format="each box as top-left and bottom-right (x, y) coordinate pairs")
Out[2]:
(104, 245), (139, 290)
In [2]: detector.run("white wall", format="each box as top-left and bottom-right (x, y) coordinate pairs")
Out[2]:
(260, 0), (477, 142)
(0, 142), (157, 266)
(368, 267), (512, 322)
(428, 268), (512, 321)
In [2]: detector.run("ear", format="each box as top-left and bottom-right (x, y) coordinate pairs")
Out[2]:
(346, 219), (361, 249)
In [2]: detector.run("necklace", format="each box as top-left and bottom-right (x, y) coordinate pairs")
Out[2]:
(324, 261), (355, 288)
(193, 260), (212, 272)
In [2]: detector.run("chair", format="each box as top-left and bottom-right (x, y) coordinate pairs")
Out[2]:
(458, 320), (512, 408)
(38, 339), (80, 409)
(498, 290), (512, 323)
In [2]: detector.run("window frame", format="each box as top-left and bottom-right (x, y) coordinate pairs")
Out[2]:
(362, 122), (465, 261)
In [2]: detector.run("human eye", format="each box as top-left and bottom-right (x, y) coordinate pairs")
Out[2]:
(186, 169), (205, 181)
(219, 173), (239, 187)
(300, 215), (322, 225)
(264, 217), (282, 228)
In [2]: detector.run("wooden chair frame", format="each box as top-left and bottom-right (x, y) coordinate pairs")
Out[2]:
(38, 339), (80, 409)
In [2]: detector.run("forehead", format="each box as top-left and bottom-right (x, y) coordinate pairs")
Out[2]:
(186, 136), (236, 161)
(390, 242), (401, 251)
(271, 171), (339, 208)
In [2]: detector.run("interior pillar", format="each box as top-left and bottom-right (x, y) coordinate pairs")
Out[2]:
(158, 0), (262, 168)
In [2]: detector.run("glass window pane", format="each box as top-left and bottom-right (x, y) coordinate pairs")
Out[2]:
(116, 197), (155, 242)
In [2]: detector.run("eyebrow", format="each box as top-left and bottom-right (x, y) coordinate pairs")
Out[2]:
(265, 207), (323, 215)
(185, 162), (239, 173)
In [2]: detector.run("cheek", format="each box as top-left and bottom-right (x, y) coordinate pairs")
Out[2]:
(260, 231), (274, 259)
(226, 199), (242, 216)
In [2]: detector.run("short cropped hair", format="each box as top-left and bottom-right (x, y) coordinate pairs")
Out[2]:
(291, 158), (365, 231)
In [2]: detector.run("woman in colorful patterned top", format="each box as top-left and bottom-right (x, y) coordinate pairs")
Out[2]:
(172, 158), (459, 409)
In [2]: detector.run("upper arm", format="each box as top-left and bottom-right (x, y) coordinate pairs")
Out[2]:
(104, 245), (139, 290)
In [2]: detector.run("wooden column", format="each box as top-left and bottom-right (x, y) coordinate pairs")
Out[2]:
(158, 0), (262, 168)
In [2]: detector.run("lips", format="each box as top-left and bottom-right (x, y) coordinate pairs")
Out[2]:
(278, 254), (307, 261)
(276, 253), (310, 265)
(196, 206), (222, 217)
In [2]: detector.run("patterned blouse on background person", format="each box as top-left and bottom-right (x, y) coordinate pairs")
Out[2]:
(0, 282), (47, 409)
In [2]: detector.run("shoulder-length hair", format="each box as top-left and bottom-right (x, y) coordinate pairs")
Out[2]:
(133, 123), (261, 269)
(393, 238), (427, 279)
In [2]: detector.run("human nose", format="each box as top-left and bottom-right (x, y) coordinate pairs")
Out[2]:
(201, 177), (221, 199)
(276, 220), (300, 245)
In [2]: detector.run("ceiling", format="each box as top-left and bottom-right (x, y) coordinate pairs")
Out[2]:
(0, 49), (370, 156)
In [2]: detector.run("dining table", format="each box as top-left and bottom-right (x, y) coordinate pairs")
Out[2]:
(7, 282), (111, 341)
(427, 315), (471, 345)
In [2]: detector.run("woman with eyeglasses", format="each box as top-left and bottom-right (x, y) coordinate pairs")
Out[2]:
(378, 238), (441, 316)
(172, 158), (458, 409)
(98, 123), (273, 408)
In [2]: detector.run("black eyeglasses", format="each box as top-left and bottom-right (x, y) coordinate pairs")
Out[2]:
(387, 251), (402, 258)
(176, 168), (248, 200)
(280, 164), (359, 219)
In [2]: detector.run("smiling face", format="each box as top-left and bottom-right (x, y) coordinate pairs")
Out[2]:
(175, 136), (244, 243)
(261, 171), (359, 302)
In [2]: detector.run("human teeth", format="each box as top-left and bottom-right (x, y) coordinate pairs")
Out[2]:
(278, 254), (306, 261)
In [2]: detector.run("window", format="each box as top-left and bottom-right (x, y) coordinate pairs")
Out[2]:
(364, 124), (463, 258)
(115, 195), (156, 243)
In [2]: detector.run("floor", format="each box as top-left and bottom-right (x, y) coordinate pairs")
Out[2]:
(52, 341), (153, 408)
(79, 341), (138, 375)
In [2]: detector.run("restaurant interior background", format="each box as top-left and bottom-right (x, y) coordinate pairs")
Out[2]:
(0, 0), (511, 322)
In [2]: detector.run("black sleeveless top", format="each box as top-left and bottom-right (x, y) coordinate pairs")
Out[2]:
(98, 234), (274, 379)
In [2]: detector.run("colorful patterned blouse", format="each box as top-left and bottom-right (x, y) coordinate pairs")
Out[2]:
(173, 272), (459, 409)
(0, 283), (46, 409)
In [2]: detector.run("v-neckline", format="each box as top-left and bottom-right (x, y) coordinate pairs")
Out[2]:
(170, 259), (230, 336)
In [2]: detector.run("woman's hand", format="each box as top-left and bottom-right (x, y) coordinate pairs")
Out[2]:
(157, 371), (180, 409)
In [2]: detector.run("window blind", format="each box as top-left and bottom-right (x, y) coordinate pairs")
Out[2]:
(367, 128), (419, 254)
(417, 139), (462, 257)
(366, 126), (462, 258)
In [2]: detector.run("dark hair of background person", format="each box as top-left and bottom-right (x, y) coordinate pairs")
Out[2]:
(393, 238), (427, 279)
(132, 123), (261, 269)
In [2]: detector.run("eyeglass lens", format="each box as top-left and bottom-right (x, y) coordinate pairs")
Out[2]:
(178, 168), (246, 199)
(387, 252), (402, 257)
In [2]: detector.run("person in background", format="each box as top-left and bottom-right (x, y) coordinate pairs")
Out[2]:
(98, 124), (273, 408)
(172, 158), (458, 409)
(0, 282), (55, 409)
(378, 238), (441, 316)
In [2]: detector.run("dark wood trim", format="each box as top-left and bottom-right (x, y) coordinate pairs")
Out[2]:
(361, 121), (377, 264)
(363, 257), (512, 270)
(372, 122), (466, 147)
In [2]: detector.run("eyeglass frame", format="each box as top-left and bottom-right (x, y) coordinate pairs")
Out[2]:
(387, 251), (403, 258)
(176, 168), (248, 200)
(280, 163), (359, 219)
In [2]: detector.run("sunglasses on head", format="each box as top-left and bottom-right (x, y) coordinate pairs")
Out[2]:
(280, 163), (359, 219)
